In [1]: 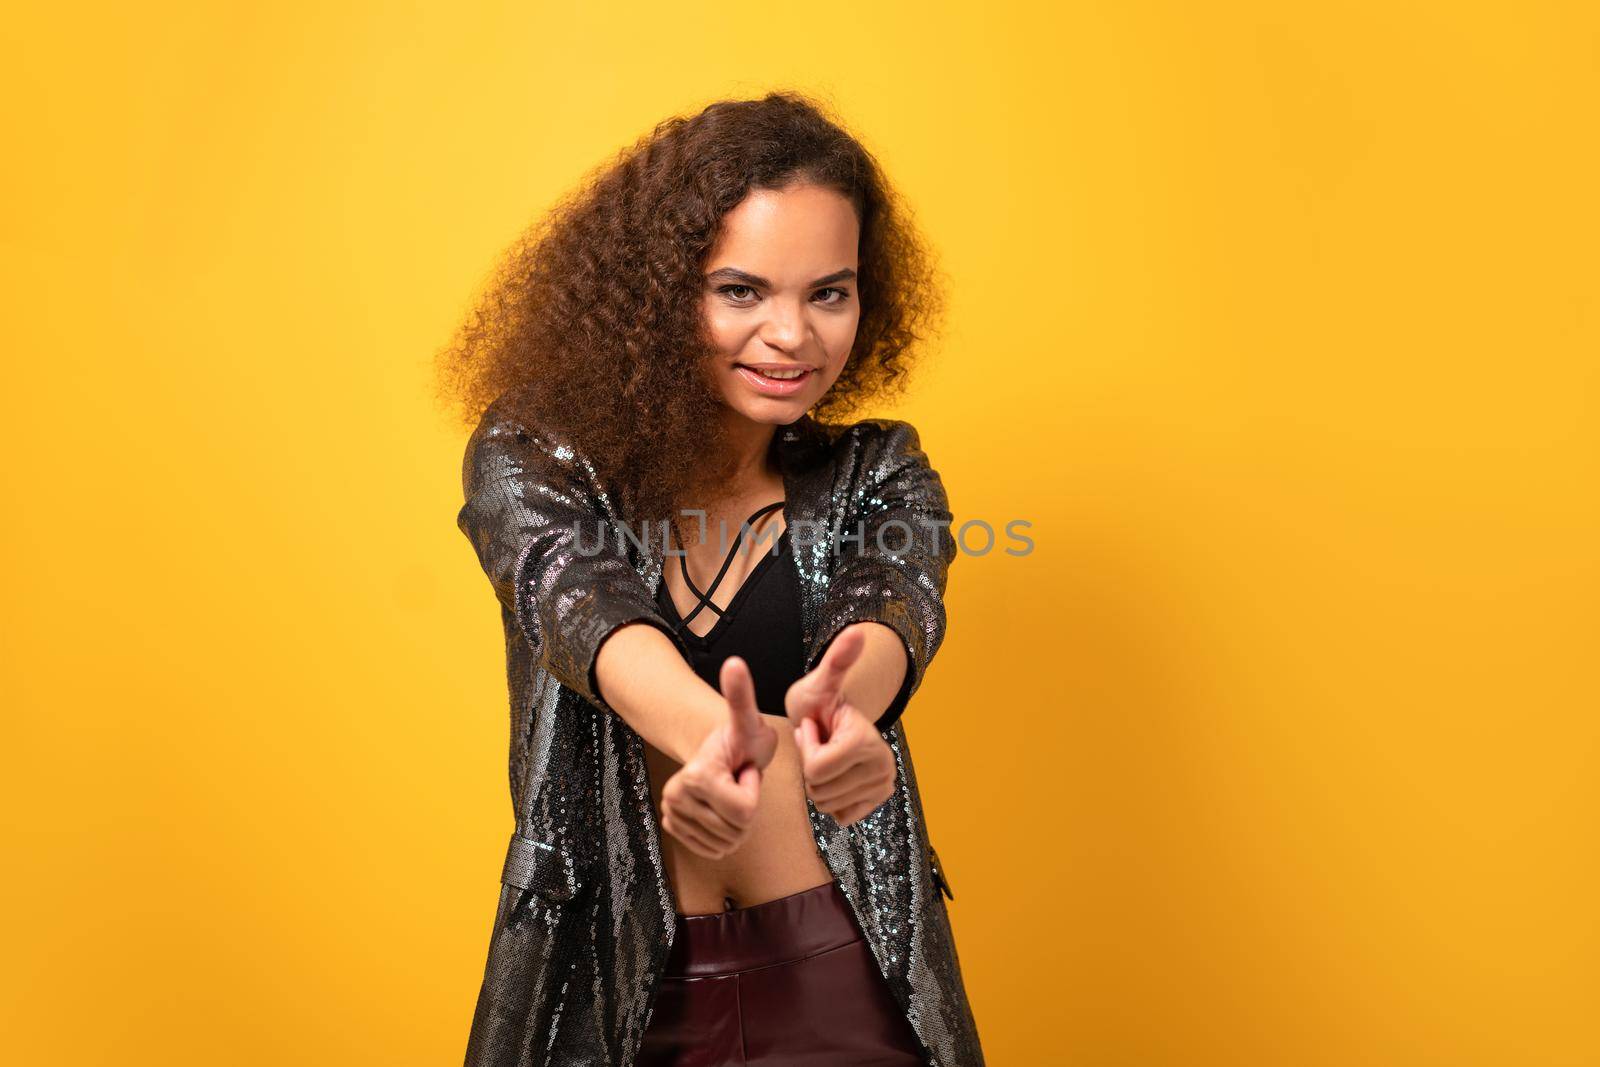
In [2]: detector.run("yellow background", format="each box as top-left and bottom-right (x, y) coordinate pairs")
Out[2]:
(4, 2), (1595, 1064)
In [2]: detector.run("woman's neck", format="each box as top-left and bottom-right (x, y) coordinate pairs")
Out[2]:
(704, 410), (781, 505)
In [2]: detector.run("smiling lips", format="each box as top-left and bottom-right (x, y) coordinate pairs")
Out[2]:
(735, 363), (815, 396)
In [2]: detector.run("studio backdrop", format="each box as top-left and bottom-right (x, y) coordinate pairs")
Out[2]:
(3, 3), (1595, 1065)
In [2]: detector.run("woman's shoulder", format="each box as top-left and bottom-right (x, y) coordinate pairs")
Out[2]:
(461, 387), (596, 500)
(784, 416), (940, 499)
(830, 416), (933, 470)
(796, 413), (925, 453)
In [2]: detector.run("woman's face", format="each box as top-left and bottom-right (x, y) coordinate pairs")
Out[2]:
(699, 182), (861, 426)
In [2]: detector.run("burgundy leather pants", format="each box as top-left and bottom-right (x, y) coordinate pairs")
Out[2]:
(636, 879), (929, 1066)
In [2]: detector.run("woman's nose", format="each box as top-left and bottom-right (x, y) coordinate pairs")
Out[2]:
(759, 300), (807, 349)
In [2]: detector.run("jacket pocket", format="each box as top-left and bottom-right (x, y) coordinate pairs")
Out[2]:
(501, 830), (588, 905)
(927, 842), (955, 902)
(469, 833), (586, 1064)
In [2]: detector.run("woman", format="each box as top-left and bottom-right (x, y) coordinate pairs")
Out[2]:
(440, 92), (984, 1067)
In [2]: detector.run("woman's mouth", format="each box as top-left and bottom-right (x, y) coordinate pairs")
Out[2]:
(734, 363), (814, 397)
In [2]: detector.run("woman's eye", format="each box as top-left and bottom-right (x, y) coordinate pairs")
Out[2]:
(716, 284), (850, 305)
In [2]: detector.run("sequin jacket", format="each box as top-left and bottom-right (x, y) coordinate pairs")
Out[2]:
(455, 394), (985, 1066)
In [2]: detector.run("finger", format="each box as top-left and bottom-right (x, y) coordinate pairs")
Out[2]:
(666, 782), (742, 848)
(730, 762), (763, 812)
(720, 656), (766, 755)
(806, 756), (869, 804)
(806, 720), (891, 792)
(790, 703), (836, 749)
(680, 791), (744, 847)
(675, 771), (755, 838)
(832, 798), (882, 826)
(661, 812), (731, 858)
(793, 717), (822, 768)
(808, 761), (885, 807)
(801, 727), (870, 787)
(828, 787), (891, 825)
(679, 824), (732, 859)
(804, 743), (865, 791)
(705, 768), (761, 831)
(670, 771), (746, 842)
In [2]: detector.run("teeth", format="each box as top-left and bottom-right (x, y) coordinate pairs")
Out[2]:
(748, 367), (807, 380)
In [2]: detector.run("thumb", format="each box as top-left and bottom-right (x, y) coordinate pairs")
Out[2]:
(720, 656), (765, 761)
(815, 625), (866, 694)
(733, 761), (762, 802)
(793, 716), (823, 767)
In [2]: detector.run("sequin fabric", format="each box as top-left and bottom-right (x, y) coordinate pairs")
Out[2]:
(455, 393), (983, 1066)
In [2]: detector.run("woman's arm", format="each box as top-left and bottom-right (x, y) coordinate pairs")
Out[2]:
(592, 622), (726, 764)
(456, 401), (722, 764)
(827, 620), (909, 725)
(783, 421), (957, 825)
(805, 420), (958, 731)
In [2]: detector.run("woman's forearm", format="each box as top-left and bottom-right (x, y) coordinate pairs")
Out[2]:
(594, 622), (727, 765)
(595, 620), (908, 761)
(835, 621), (910, 722)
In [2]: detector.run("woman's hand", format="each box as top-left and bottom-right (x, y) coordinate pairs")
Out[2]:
(785, 625), (897, 826)
(660, 655), (778, 859)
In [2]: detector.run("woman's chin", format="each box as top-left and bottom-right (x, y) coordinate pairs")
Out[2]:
(722, 394), (814, 425)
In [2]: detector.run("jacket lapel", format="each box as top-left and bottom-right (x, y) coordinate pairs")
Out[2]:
(775, 414), (838, 656)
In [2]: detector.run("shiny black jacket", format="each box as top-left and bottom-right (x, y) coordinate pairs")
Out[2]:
(455, 395), (985, 1066)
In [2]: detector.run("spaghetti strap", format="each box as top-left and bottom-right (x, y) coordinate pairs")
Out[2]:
(651, 496), (807, 721)
(670, 501), (784, 631)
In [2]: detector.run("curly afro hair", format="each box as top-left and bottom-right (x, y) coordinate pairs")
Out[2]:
(435, 89), (946, 526)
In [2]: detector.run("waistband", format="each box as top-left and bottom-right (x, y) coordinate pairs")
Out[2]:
(662, 880), (862, 978)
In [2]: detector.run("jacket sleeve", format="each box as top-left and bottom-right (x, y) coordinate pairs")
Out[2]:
(456, 402), (689, 715)
(806, 420), (958, 732)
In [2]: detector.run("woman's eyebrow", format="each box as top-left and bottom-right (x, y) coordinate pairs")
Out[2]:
(705, 266), (857, 288)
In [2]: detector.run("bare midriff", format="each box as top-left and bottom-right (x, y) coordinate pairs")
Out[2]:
(644, 494), (835, 916)
(643, 735), (835, 916)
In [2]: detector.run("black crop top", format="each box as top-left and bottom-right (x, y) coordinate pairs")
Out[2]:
(657, 502), (804, 718)
(656, 501), (913, 731)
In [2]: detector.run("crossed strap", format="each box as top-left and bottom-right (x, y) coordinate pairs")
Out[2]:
(666, 500), (784, 633)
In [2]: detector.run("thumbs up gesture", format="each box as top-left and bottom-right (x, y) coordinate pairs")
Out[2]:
(785, 625), (897, 827)
(660, 655), (779, 860)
